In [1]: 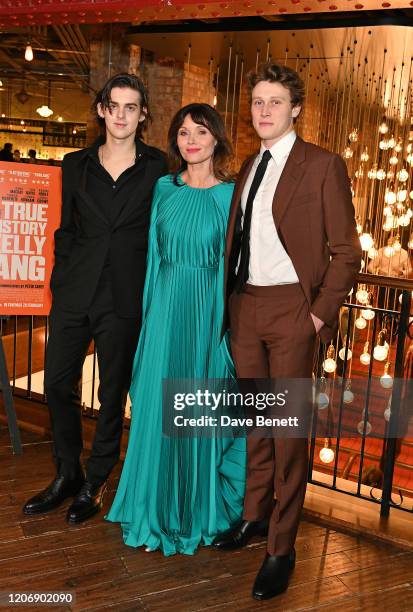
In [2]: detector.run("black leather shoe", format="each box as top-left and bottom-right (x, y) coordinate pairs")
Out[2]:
(23, 472), (85, 515)
(212, 520), (268, 550)
(252, 549), (296, 600)
(66, 481), (107, 524)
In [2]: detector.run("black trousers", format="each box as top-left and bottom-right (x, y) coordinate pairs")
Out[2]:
(44, 270), (141, 486)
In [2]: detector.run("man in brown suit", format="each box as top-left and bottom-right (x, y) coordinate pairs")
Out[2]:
(213, 63), (361, 600)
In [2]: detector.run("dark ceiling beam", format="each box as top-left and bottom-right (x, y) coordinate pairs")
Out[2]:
(53, 25), (87, 74)
(64, 25), (89, 72)
(127, 9), (413, 34)
(0, 48), (40, 83)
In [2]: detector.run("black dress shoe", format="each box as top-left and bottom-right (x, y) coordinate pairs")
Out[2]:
(252, 549), (296, 600)
(66, 481), (107, 524)
(23, 472), (85, 515)
(212, 520), (268, 550)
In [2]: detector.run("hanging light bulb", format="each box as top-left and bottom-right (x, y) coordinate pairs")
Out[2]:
(323, 344), (337, 373)
(387, 170), (395, 179)
(397, 169), (409, 182)
(360, 148), (369, 162)
(389, 155), (398, 166)
(356, 285), (369, 304)
(384, 396), (392, 422)
(407, 143), (413, 153)
(368, 167), (377, 180)
(360, 232), (374, 251)
(357, 419), (372, 435)
(57, 116), (63, 122)
(343, 380), (354, 404)
(339, 336), (352, 361)
(383, 215), (398, 231)
(349, 129), (358, 142)
(360, 341), (371, 365)
(398, 215), (409, 227)
(343, 146), (353, 159)
(388, 136), (396, 148)
(384, 244), (395, 257)
(362, 308), (375, 320)
(319, 439), (335, 463)
(380, 362), (393, 389)
(373, 330), (389, 361)
(355, 168), (364, 179)
(384, 191), (397, 205)
(317, 392), (329, 410)
(356, 219), (363, 234)
(315, 377), (329, 410)
(355, 316), (367, 329)
(406, 154), (413, 166)
(379, 139), (389, 150)
(406, 207), (413, 217)
(379, 121), (389, 134)
(376, 169), (386, 180)
(383, 205), (393, 216)
(25, 43), (34, 62)
(397, 189), (407, 202)
(393, 238), (402, 251)
(368, 247), (378, 260)
(395, 141), (402, 153)
(399, 290), (413, 304)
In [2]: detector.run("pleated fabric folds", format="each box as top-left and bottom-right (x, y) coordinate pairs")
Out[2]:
(106, 175), (246, 556)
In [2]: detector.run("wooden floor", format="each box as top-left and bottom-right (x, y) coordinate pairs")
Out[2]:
(1, 427), (413, 612)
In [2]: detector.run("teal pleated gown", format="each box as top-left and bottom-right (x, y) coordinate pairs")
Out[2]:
(106, 174), (246, 556)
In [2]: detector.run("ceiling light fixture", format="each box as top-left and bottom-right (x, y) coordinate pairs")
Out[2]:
(25, 43), (34, 62)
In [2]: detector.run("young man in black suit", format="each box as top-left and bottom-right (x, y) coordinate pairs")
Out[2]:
(23, 74), (167, 523)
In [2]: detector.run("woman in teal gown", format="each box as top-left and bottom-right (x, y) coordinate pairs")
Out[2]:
(106, 103), (246, 556)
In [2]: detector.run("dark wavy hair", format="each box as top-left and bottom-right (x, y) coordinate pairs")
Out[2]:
(93, 73), (152, 137)
(247, 62), (305, 108)
(167, 103), (234, 184)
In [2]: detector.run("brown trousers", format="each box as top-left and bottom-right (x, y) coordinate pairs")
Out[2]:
(229, 283), (316, 556)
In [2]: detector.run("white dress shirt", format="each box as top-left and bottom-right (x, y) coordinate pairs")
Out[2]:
(240, 130), (299, 286)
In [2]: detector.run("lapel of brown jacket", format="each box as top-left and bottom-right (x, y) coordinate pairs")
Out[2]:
(272, 135), (307, 230)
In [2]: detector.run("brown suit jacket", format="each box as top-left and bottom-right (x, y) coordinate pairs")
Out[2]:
(224, 135), (362, 344)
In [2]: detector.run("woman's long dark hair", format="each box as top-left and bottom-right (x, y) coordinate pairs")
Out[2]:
(167, 103), (234, 184)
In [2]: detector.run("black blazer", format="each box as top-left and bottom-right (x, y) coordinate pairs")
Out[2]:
(50, 137), (167, 319)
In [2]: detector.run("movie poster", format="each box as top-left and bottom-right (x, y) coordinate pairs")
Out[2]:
(0, 161), (61, 315)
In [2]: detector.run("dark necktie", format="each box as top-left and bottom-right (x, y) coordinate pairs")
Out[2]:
(235, 149), (272, 293)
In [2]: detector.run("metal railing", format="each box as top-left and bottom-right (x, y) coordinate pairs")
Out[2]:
(1, 273), (413, 518)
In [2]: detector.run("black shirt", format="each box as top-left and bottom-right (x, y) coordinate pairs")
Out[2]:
(85, 138), (146, 268)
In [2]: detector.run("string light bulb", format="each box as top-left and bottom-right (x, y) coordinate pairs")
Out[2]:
(323, 344), (337, 373)
(373, 330), (389, 361)
(319, 439), (335, 463)
(398, 169), (409, 182)
(361, 308), (375, 320)
(384, 191), (397, 205)
(380, 362), (393, 389)
(355, 316), (367, 329)
(360, 341), (371, 365)
(338, 336), (352, 361)
(343, 380), (354, 404)
(356, 286), (369, 304)
(360, 148), (369, 162)
(25, 43), (33, 62)
(360, 232), (374, 251)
